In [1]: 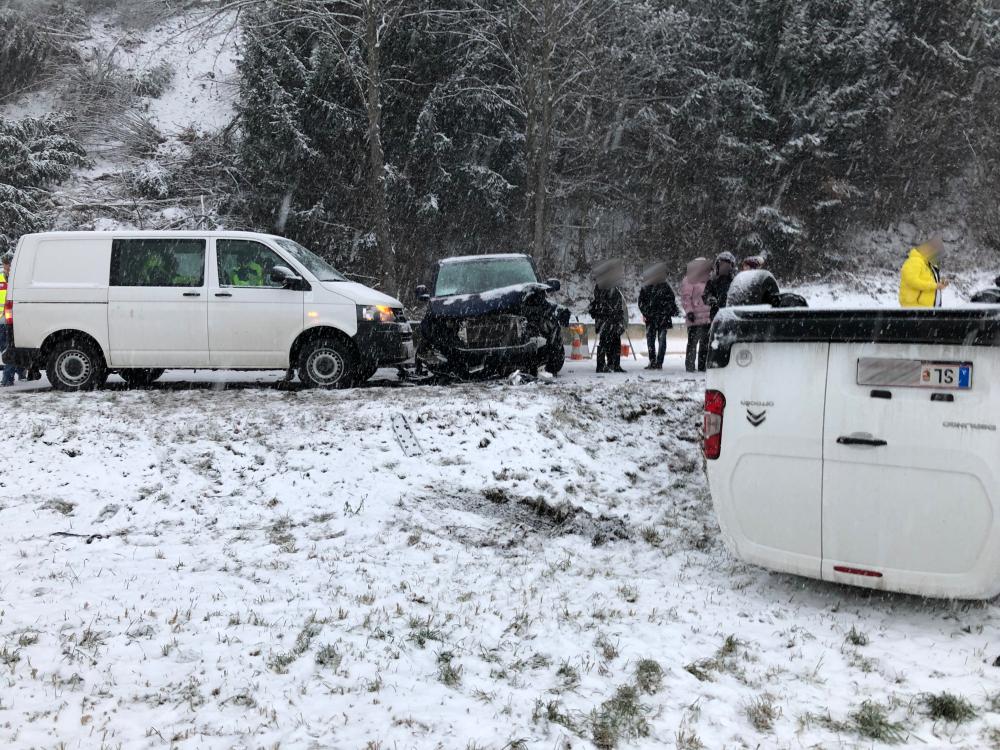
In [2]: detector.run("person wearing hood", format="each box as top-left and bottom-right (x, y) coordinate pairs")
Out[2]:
(703, 251), (737, 320)
(899, 235), (949, 308)
(638, 262), (678, 370)
(588, 260), (628, 374)
(740, 255), (764, 272)
(680, 257), (712, 372)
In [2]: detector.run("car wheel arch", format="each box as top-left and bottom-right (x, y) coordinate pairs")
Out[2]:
(40, 329), (108, 367)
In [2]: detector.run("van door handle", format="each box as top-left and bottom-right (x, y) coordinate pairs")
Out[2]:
(837, 434), (888, 447)
(214, 292), (232, 298)
(183, 292), (201, 297)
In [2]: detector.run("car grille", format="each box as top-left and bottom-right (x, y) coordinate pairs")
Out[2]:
(456, 315), (527, 349)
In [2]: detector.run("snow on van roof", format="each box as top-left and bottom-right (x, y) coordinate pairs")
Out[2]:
(22, 230), (287, 240)
(438, 253), (530, 264)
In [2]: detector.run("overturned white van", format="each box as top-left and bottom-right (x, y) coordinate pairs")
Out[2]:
(3, 231), (413, 390)
(704, 307), (1000, 599)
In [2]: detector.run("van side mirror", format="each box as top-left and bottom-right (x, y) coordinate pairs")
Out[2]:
(415, 284), (430, 301)
(546, 278), (561, 292)
(271, 265), (298, 282)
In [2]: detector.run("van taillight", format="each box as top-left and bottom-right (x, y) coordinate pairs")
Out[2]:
(704, 389), (725, 460)
(3, 299), (11, 325)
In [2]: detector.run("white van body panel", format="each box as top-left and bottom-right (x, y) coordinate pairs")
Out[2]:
(706, 307), (1000, 599)
(15, 236), (111, 356)
(822, 342), (1000, 598)
(710, 341), (827, 579)
(7, 231), (410, 372)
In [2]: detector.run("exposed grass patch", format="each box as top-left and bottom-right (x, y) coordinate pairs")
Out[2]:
(922, 692), (976, 724)
(845, 625), (869, 646)
(744, 693), (779, 731)
(634, 659), (663, 694)
(590, 685), (651, 749)
(267, 616), (321, 673)
(556, 660), (580, 690)
(532, 699), (578, 732)
(315, 644), (342, 669)
(436, 650), (462, 687)
(685, 634), (743, 682)
(806, 700), (906, 744)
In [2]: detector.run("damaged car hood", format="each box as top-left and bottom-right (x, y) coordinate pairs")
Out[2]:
(428, 282), (552, 319)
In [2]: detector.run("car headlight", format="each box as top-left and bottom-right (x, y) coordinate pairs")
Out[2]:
(358, 304), (396, 323)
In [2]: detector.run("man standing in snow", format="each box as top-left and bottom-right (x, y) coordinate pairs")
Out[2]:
(638, 262), (678, 370)
(703, 251), (737, 320)
(589, 259), (628, 374)
(899, 235), (949, 308)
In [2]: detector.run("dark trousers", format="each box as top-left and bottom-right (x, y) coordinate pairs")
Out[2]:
(595, 323), (622, 372)
(686, 325), (710, 372)
(646, 325), (669, 366)
(0, 325), (24, 385)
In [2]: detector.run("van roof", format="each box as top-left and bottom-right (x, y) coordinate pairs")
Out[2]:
(21, 230), (288, 241)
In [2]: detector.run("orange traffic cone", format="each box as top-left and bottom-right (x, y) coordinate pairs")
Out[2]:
(570, 330), (584, 360)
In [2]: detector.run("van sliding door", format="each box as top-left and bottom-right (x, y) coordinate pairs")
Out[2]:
(107, 238), (209, 367)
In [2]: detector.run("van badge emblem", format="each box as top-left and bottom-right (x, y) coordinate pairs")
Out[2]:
(736, 349), (752, 367)
(746, 409), (766, 427)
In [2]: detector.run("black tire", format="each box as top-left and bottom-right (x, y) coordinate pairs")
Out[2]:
(356, 363), (378, 384)
(297, 337), (356, 389)
(119, 368), (165, 387)
(545, 342), (565, 375)
(46, 337), (108, 392)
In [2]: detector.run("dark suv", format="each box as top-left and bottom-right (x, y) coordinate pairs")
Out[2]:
(415, 254), (570, 377)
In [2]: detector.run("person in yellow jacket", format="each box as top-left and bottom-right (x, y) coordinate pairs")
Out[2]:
(899, 235), (949, 308)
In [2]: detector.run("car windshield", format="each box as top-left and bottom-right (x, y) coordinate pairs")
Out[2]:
(434, 257), (538, 296)
(274, 238), (347, 282)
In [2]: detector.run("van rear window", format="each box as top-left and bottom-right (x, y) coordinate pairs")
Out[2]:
(110, 239), (206, 287)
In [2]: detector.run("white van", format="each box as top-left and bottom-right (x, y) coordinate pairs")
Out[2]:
(704, 307), (1000, 599)
(2, 231), (413, 390)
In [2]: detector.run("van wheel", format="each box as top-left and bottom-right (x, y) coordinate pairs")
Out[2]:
(298, 338), (355, 389)
(119, 368), (165, 387)
(46, 338), (108, 392)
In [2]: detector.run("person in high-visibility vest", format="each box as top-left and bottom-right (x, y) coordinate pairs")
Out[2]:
(0, 253), (25, 386)
(232, 259), (265, 287)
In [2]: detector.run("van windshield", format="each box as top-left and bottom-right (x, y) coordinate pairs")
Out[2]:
(434, 257), (538, 297)
(274, 239), (347, 282)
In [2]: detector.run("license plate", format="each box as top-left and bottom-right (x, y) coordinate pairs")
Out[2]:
(919, 362), (972, 390)
(857, 358), (973, 390)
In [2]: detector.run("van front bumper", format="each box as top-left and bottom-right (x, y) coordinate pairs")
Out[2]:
(354, 320), (414, 366)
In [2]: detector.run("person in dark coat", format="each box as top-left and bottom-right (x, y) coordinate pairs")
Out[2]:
(638, 263), (678, 370)
(589, 260), (628, 374)
(703, 251), (737, 320)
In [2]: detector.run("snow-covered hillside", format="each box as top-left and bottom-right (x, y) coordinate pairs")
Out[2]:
(2, 365), (999, 749)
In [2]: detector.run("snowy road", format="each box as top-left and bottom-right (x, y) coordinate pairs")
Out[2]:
(2, 358), (999, 749)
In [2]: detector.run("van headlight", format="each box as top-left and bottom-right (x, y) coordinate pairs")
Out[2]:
(358, 304), (395, 323)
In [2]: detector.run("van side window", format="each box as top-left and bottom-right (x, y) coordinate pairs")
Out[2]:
(217, 240), (286, 288)
(110, 239), (206, 287)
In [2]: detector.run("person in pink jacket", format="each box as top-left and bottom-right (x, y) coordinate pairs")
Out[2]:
(680, 257), (712, 372)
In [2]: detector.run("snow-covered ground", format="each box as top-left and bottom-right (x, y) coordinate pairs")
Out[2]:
(3, 357), (999, 749)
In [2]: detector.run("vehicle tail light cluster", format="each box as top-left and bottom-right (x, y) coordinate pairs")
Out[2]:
(3, 299), (11, 326)
(703, 389), (726, 460)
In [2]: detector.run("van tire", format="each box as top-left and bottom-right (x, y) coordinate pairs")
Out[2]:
(119, 368), (165, 387)
(298, 338), (355, 389)
(46, 338), (108, 392)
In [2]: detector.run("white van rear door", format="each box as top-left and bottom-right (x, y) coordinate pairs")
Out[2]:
(708, 341), (828, 578)
(822, 343), (1000, 597)
(108, 238), (210, 367)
